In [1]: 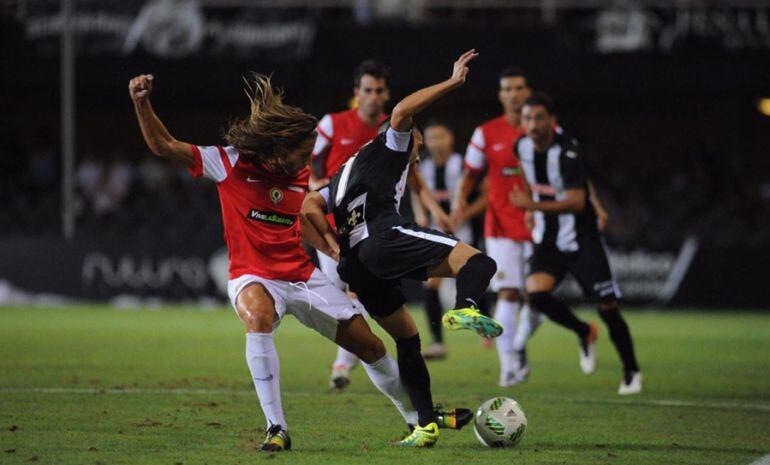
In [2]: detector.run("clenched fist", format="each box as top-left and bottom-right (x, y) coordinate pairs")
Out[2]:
(128, 74), (154, 103)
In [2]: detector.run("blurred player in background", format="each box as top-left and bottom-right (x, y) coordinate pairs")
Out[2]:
(511, 93), (642, 395)
(302, 50), (501, 447)
(411, 119), (471, 360)
(310, 60), (391, 390)
(454, 67), (542, 387)
(129, 73), (439, 451)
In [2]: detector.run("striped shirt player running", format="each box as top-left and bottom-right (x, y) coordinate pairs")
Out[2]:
(510, 93), (642, 395)
(310, 61), (390, 391)
(128, 73), (468, 452)
(411, 119), (473, 360)
(302, 50), (503, 447)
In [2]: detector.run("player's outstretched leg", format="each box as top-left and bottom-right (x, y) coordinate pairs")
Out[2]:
(597, 300), (642, 394)
(319, 251), (361, 390)
(373, 307), (440, 447)
(235, 284), (291, 452)
(511, 304), (545, 382)
(423, 278), (447, 360)
(494, 291), (522, 387)
(334, 314), (419, 426)
(529, 290), (598, 374)
(526, 271), (598, 373)
(433, 244), (503, 338)
(329, 347), (359, 390)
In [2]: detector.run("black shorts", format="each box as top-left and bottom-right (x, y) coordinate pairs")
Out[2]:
(529, 235), (619, 300)
(357, 222), (459, 281)
(338, 222), (459, 317)
(337, 253), (406, 318)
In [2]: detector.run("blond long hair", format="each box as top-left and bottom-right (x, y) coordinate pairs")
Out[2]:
(225, 74), (317, 175)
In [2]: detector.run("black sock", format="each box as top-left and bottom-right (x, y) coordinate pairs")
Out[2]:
(599, 306), (640, 375)
(529, 292), (590, 338)
(396, 334), (436, 426)
(454, 254), (497, 309)
(478, 292), (491, 317)
(424, 288), (443, 344)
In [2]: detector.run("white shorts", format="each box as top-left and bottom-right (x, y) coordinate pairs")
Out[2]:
(227, 269), (361, 341)
(317, 251), (345, 290)
(485, 237), (532, 292)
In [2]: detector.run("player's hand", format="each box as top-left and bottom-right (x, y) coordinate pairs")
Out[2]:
(450, 208), (468, 229)
(510, 188), (533, 210)
(415, 214), (430, 228)
(324, 234), (341, 262)
(129, 74), (154, 103)
(524, 210), (535, 231)
(433, 209), (454, 234)
(595, 206), (609, 232)
(451, 49), (479, 84)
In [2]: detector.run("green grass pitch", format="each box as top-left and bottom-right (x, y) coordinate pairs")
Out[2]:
(1, 305), (769, 465)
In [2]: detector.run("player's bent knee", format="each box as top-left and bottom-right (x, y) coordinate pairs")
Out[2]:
(463, 253), (497, 279)
(241, 310), (275, 333)
(335, 315), (386, 364)
(597, 295), (619, 312)
(359, 337), (386, 364)
(528, 291), (552, 312)
(498, 288), (521, 302)
(525, 273), (557, 293)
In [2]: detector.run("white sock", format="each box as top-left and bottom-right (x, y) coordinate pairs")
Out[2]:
(494, 299), (521, 374)
(333, 346), (360, 370)
(245, 332), (286, 430)
(512, 304), (545, 353)
(362, 354), (419, 426)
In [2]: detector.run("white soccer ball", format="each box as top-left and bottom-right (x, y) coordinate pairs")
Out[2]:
(473, 397), (527, 448)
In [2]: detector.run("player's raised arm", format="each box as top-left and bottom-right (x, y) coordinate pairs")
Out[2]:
(390, 49), (478, 131)
(129, 74), (195, 167)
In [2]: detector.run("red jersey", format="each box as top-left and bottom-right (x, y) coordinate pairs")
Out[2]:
(312, 108), (388, 178)
(464, 116), (531, 242)
(188, 144), (314, 282)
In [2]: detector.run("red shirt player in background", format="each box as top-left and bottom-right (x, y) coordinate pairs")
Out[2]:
(453, 68), (611, 388)
(128, 73), (421, 451)
(310, 61), (390, 390)
(453, 67), (540, 388)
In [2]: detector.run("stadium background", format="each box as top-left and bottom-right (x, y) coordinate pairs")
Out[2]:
(1, 1), (769, 307)
(2, 3), (770, 465)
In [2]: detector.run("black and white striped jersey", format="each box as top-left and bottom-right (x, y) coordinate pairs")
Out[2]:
(320, 127), (414, 249)
(515, 132), (599, 252)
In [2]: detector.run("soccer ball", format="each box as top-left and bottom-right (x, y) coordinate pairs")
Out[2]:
(473, 397), (527, 448)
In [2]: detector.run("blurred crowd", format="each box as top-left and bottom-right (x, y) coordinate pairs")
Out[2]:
(0, 139), (222, 242)
(2, 137), (769, 249)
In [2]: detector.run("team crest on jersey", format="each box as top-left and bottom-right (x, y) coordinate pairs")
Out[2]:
(269, 187), (283, 204)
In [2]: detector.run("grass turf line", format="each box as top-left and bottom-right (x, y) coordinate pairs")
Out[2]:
(1, 305), (769, 464)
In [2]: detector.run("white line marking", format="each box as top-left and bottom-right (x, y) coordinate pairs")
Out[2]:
(748, 453), (770, 465)
(557, 396), (770, 413)
(1, 387), (769, 413)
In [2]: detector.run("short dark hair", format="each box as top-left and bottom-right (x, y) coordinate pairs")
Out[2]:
(354, 60), (390, 88)
(424, 117), (452, 132)
(499, 67), (532, 88)
(523, 92), (555, 114)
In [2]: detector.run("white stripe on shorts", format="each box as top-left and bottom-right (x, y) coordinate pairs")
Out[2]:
(392, 226), (458, 247)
